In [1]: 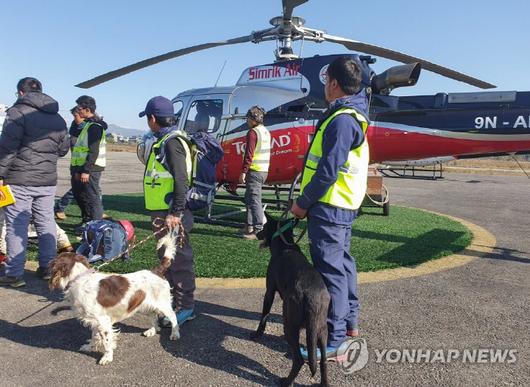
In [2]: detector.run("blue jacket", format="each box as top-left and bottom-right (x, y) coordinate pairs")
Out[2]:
(297, 90), (369, 225)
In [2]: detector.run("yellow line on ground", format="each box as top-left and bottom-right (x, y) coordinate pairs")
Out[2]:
(195, 212), (496, 288)
(24, 212), (495, 289)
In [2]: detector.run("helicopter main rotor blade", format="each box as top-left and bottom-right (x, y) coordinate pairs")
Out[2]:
(282, 0), (308, 20)
(75, 35), (254, 89)
(322, 33), (495, 89)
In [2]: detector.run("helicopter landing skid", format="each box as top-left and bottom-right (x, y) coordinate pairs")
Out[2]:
(194, 182), (300, 228)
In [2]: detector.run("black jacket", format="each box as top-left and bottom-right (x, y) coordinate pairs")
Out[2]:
(70, 117), (108, 173)
(0, 92), (69, 186)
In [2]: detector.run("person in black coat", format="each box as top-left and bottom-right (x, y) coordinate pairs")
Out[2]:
(70, 95), (108, 228)
(0, 77), (69, 287)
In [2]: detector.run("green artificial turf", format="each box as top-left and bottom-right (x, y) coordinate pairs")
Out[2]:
(28, 193), (472, 277)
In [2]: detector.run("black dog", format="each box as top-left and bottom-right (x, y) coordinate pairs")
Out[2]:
(252, 215), (330, 387)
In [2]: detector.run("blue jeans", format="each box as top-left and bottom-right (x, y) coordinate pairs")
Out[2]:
(4, 185), (57, 277)
(54, 189), (74, 213)
(307, 215), (359, 348)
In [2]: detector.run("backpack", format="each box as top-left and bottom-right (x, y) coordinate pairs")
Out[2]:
(185, 131), (224, 211)
(142, 130), (224, 211)
(76, 220), (130, 264)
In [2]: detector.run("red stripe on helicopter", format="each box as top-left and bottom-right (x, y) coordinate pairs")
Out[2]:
(368, 126), (530, 162)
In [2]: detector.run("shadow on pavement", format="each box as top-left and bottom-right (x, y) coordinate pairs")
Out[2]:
(160, 300), (288, 386)
(0, 267), (63, 302)
(478, 246), (530, 264)
(0, 317), (93, 357)
(0, 286), (295, 385)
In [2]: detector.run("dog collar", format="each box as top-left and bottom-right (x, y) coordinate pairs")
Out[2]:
(65, 269), (96, 292)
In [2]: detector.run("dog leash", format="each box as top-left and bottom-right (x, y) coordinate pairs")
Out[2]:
(14, 220), (185, 324)
(272, 219), (297, 239)
(94, 219), (185, 271)
(273, 209), (307, 246)
(14, 299), (59, 324)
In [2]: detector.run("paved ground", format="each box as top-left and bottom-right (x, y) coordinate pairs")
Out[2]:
(1, 153), (529, 386)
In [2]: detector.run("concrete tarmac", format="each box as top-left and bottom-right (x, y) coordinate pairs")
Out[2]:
(1, 153), (529, 386)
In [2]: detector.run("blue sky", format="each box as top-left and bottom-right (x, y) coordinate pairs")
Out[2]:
(1, 0), (528, 130)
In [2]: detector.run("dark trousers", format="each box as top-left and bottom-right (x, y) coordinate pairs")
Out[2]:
(54, 189), (74, 213)
(71, 171), (104, 223)
(245, 170), (267, 230)
(151, 209), (196, 310)
(307, 215), (359, 348)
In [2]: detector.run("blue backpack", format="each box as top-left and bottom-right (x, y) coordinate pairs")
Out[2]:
(185, 131), (224, 211)
(76, 220), (130, 264)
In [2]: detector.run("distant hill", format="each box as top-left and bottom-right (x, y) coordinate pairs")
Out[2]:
(107, 123), (147, 138)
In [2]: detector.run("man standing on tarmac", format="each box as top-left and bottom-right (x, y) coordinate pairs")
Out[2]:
(239, 106), (271, 240)
(290, 57), (370, 360)
(70, 95), (107, 230)
(0, 77), (69, 287)
(141, 96), (196, 325)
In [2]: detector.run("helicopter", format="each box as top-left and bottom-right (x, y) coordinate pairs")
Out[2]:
(76, 0), (530, 190)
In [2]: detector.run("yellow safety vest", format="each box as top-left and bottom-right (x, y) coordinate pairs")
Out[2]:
(143, 131), (193, 211)
(249, 124), (271, 172)
(300, 107), (369, 210)
(71, 122), (106, 168)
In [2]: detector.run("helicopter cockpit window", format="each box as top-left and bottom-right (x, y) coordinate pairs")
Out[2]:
(184, 99), (223, 134)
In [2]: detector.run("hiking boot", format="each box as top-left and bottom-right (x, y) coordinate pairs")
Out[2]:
(55, 211), (67, 220)
(300, 340), (351, 363)
(36, 267), (51, 280)
(0, 275), (26, 288)
(238, 224), (253, 235)
(241, 231), (258, 240)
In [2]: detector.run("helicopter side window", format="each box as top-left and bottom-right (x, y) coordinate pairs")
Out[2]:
(184, 99), (223, 134)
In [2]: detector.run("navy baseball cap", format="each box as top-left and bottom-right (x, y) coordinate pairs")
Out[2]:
(139, 96), (174, 118)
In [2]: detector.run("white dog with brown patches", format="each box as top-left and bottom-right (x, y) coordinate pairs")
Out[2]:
(49, 232), (179, 365)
